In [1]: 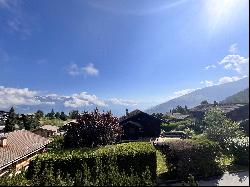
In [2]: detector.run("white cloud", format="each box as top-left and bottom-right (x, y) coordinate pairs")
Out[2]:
(108, 98), (138, 106)
(218, 76), (241, 84)
(67, 63), (80, 76)
(67, 63), (99, 76)
(82, 63), (99, 76)
(64, 92), (106, 108)
(0, 86), (41, 108)
(200, 80), (214, 87)
(229, 43), (238, 54)
(174, 89), (196, 97)
(200, 75), (246, 87)
(218, 54), (249, 74)
(205, 64), (216, 70)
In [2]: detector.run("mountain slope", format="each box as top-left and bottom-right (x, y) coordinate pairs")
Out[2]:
(221, 88), (249, 104)
(145, 77), (249, 114)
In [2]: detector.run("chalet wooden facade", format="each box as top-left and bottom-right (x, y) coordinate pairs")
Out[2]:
(119, 109), (161, 140)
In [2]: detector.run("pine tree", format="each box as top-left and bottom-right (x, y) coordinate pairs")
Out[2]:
(4, 107), (17, 132)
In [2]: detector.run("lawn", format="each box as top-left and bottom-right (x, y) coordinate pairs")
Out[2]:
(39, 117), (73, 127)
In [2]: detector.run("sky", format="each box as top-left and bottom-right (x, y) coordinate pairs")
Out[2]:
(0, 0), (249, 113)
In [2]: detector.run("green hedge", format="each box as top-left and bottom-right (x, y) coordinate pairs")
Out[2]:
(156, 139), (223, 179)
(27, 142), (157, 186)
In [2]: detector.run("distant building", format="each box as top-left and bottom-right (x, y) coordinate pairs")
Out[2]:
(189, 103), (249, 121)
(0, 111), (9, 126)
(119, 109), (161, 140)
(165, 112), (190, 122)
(32, 125), (60, 138)
(0, 130), (50, 176)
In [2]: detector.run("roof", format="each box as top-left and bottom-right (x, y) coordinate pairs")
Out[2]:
(168, 113), (189, 120)
(41, 125), (59, 132)
(122, 121), (143, 128)
(119, 109), (146, 122)
(190, 103), (246, 113)
(0, 130), (50, 170)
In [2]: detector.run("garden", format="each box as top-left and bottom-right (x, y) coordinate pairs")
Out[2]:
(0, 108), (249, 186)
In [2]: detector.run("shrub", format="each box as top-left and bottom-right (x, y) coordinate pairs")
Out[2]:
(156, 139), (222, 179)
(161, 123), (178, 132)
(27, 142), (157, 186)
(203, 108), (243, 148)
(227, 137), (249, 166)
(63, 109), (123, 148)
(0, 171), (31, 186)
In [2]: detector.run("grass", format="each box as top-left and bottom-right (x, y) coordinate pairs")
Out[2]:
(156, 150), (168, 176)
(40, 117), (73, 127)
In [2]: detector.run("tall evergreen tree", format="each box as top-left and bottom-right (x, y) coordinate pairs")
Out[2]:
(4, 107), (17, 132)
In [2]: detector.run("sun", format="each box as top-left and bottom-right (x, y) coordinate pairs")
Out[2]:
(204, 0), (245, 33)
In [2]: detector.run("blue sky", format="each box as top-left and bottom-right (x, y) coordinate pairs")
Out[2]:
(0, 0), (249, 112)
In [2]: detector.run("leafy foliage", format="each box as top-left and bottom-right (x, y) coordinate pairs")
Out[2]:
(26, 142), (157, 186)
(156, 139), (223, 179)
(171, 105), (189, 114)
(19, 114), (40, 130)
(4, 107), (17, 132)
(227, 137), (249, 166)
(63, 108), (123, 148)
(46, 109), (55, 119)
(203, 108), (243, 147)
(59, 112), (68, 121)
(35, 110), (44, 119)
(68, 110), (79, 119)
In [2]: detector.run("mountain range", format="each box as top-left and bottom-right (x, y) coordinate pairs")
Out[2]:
(145, 77), (249, 114)
(221, 88), (249, 104)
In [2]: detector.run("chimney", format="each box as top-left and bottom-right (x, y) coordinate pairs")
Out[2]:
(126, 109), (129, 116)
(0, 136), (7, 148)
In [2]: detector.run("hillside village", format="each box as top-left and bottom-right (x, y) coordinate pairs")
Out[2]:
(0, 88), (249, 185)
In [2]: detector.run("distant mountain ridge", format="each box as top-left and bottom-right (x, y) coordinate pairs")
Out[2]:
(145, 77), (249, 114)
(221, 88), (249, 104)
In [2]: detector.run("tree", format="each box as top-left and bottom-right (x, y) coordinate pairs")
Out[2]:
(20, 114), (40, 130)
(4, 107), (17, 132)
(55, 112), (60, 119)
(203, 108), (243, 147)
(46, 109), (55, 119)
(59, 112), (68, 121)
(35, 110), (44, 119)
(201, 100), (209, 105)
(64, 108), (123, 148)
(172, 105), (189, 114)
(69, 110), (79, 119)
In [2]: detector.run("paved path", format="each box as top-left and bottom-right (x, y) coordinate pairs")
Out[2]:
(161, 171), (249, 186)
(198, 171), (249, 186)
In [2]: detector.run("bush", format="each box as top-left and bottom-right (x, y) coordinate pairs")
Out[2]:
(0, 171), (31, 186)
(161, 123), (178, 132)
(27, 142), (157, 186)
(156, 139), (222, 179)
(203, 108), (244, 148)
(227, 137), (249, 166)
(63, 109), (123, 148)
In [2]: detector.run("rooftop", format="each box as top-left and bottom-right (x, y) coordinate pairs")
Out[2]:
(190, 103), (246, 113)
(0, 130), (50, 170)
(41, 125), (59, 132)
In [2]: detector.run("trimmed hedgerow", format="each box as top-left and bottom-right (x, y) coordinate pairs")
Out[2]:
(156, 139), (223, 180)
(27, 142), (157, 186)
